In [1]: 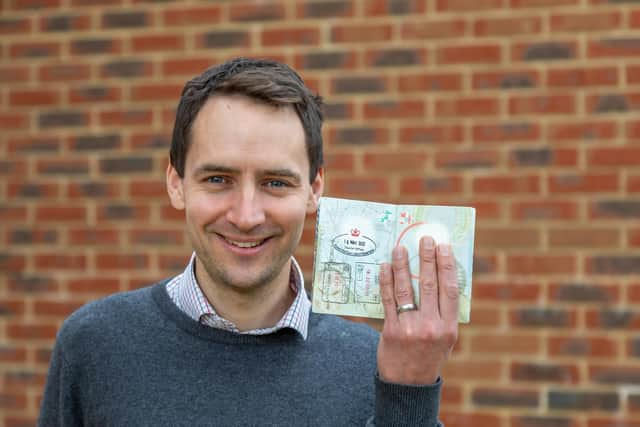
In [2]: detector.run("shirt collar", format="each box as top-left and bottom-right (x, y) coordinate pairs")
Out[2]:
(167, 253), (311, 340)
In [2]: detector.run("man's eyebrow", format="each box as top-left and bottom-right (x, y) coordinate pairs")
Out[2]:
(192, 164), (302, 182)
(262, 168), (302, 183)
(193, 164), (237, 176)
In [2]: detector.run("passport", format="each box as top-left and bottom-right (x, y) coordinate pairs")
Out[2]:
(311, 197), (476, 323)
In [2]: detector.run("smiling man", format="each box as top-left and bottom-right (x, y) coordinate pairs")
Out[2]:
(39, 58), (458, 426)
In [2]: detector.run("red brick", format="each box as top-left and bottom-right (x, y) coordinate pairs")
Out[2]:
(476, 228), (540, 249)
(510, 0), (578, 6)
(363, 100), (425, 119)
(588, 38), (640, 58)
(7, 182), (59, 199)
(548, 121), (617, 141)
(67, 277), (121, 294)
(400, 176), (463, 194)
(363, 152), (427, 172)
(0, 66), (30, 83)
(511, 41), (577, 62)
(547, 66), (618, 87)
(96, 203), (150, 221)
(0, 299), (26, 316)
(68, 228), (119, 245)
(559, 283), (620, 305)
(398, 72), (462, 92)
(474, 16), (542, 36)
(362, 0), (425, 15)
(34, 254), (86, 270)
(472, 69), (540, 90)
(0, 113), (29, 130)
(331, 24), (392, 43)
(130, 84), (183, 102)
(131, 34), (184, 52)
(632, 10), (640, 29)
(10, 41), (60, 58)
(585, 308), (640, 329)
(8, 324), (57, 340)
(471, 200), (502, 220)
(437, 0), (503, 10)
(472, 122), (540, 143)
(436, 97), (499, 117)
(588, 147), (640, 167)
(34, 300), (84, 317)
(548, 228), (620, 248)
(229, 2), (285, 21)
(507, 255), (576, 275)
(474, 281), (541, 301)
(162, 5), (222, 26)
(262, 28), (320, 46)
(511, 201), (578, 221)
(160, 204), (185, 222)
(327, 126), (389, 145)
(509, 94), (575, 115)
(39, 13), (91, 31)
(0, 392), (27, 410)
(548, 173), (618, 193)
(400, 19), (466, 40)
(99, 110), (152, 126)
(39, 63), (90, 82)
(471, 334), (541, 355)
(162, 58), (214, 77)
(69, 86), (121, 104)
(435, 150), (499, 169)
(443, 359), (502, 381)
(35, 206), (86, 222)
(399, 125), (464, 145)
(473, 175), (539, 193)
(0, 347), (27, 363)
(96, 253), (149, 270)
(437, 44), (501, 64)
(550, 11), (622, 32)
(629, 176), (640, 193)
(0, 16), (31, 34)
(364, 47), (428, 67)
(326, 177), (389, 199)
(128, 229), (183, 246)
(12, 0), (62, 8)
(128, 180), (166, 197)
(323, 152), (355, 171)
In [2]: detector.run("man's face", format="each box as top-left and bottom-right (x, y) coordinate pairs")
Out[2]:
(167, 94), (323, 294)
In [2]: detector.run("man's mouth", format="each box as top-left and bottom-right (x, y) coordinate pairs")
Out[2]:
(223, 238), (266, 248)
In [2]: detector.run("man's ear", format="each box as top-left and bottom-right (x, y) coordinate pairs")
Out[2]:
(166, 163), (185, 210)
(307, 167), (324, 214)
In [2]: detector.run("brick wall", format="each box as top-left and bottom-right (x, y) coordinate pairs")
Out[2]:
(1, 0), (639, 425)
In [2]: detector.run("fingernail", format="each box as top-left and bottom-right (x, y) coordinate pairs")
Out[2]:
(439, 244), (450, 256)
(424, 237), (434, 250)
(393, 245), (405, 259)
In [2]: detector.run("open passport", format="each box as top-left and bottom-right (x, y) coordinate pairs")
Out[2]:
(311, 197), (476, 323)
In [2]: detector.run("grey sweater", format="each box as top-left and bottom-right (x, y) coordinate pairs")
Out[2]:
(38, 281), (443, 426)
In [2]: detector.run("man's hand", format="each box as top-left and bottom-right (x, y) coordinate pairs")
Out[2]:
(377, 236), (459, 385)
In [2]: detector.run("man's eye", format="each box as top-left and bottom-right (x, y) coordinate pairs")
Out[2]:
(207, 176), (226, 184)
(266, 180), (288, 188)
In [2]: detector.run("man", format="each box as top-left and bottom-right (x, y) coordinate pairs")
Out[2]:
(39, 57), (458, 426)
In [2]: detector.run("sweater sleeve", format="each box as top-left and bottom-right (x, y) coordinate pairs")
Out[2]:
(37, 339), (83, 427)
(367, 375), (444, 427)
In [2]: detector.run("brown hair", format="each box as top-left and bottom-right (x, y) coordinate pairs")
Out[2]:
(169, 57), (324, 182)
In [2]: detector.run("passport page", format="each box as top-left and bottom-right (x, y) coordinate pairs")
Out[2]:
(311, 196), (476, 323)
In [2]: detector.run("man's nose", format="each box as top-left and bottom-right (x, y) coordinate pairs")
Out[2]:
(225, 186), (266, 232)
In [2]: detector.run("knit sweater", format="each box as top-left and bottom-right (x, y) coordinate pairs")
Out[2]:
(38, 281), (443, 426)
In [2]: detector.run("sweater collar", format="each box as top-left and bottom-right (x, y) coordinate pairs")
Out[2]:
(167, 253), (311, 340)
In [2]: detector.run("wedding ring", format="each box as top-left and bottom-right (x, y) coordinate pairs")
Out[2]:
(397, 303), (417, 314)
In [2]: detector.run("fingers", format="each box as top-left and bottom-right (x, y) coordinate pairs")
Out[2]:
(392, 245), (415, 310)
(379, 262), (398, 324)
(436, 243), (459, 324)
(418, 236), (437, 319)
